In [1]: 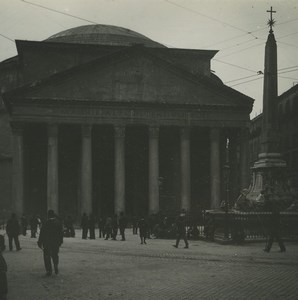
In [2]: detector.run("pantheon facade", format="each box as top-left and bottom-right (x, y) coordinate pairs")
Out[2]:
(0, 25), (253, 219)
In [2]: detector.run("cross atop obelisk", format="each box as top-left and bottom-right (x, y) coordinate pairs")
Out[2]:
(267, 6), (276, 33)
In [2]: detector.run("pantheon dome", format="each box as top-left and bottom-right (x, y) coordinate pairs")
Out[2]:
(46, 24), (166, 48)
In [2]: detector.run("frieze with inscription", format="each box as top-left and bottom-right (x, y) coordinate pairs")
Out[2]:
(12, 104), (249, 127)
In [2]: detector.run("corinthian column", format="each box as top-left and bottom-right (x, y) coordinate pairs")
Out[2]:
(81, 125), (92, 215)
(148, 126), (159, 214)
(114, 126), (125, 214)
(47, 124), (59, 213)
(180, 127), (191, 211)
(11, 123), (24, 216)
(210, 128), (221, 209)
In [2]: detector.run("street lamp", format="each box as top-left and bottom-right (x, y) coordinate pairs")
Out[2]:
(223, 139), (231, 239)
(223, 164), (230, 212)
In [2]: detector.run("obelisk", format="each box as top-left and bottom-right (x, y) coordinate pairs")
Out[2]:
(244, 7), (292, 210)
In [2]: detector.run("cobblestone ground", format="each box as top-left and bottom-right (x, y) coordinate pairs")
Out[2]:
(2, 229), (298, 300)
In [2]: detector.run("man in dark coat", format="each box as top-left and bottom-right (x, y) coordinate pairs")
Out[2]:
(81, 213), (88, 239)
(118, 212), (127, 241)
(38, 210), (63, 276)
(111, 214), (118, 240)
(88, 214), (96, 240)
(6, 213), (21, 251)
(264, 204), (286, 253)
(138, 218), (148, 245)
(173, 213), (189, 249)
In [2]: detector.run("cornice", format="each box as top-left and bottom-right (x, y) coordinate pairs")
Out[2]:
(8, 97), (252, 113)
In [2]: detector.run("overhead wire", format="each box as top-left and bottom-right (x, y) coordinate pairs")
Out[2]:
(200, 33), (255, 49)
(216, 37), (258, 52)
(276, 16), (298, 27)
(226, 69), (298, 87)
(213, 59), (258, 73)
(279, 75), (298, 81)
(162, 0), (298, 91)
(224, 67), (298, 87)
(277, 31), (298, 40)
(163, 0), (298, 80)
(21, 0), (98, 24)
(164, 0), (258, 37)
(216, 42), (265, 59)
(0, 33), (15, 43)
(162, 1), (270, 61)
(278, 65), (298, 71)
(279, 68), (298, 75)
(277, 40), (298, 49)
(12, 0), (298, 87)
(229, 76), (263, 87)
(224, 74), (262, 84)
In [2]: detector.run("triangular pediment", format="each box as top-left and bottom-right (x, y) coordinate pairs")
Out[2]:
(6, 47), (253, 109)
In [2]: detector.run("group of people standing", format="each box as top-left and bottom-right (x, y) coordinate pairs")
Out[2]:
(20, 214), (42, 239)
(79, 212), (189, 247)
(3, 212), (42, 252)
(80, 212), (131, 242)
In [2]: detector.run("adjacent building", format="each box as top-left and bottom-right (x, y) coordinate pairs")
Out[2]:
(249, 84), (298, 195)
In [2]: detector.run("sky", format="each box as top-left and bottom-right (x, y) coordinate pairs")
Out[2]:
(0, 0), (297, 118)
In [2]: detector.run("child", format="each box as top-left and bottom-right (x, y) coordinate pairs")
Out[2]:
(0, 234), (8, 300)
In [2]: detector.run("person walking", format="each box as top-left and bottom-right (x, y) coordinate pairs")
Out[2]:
(118, 212), (127, 241)
(132, 215), (138, 235)
(98, 217), (105, 238)
(37, 210), (63, 276)
(148, 214), (156, 239)
(88, 214), (96, 240)
(6, 213), (21, 251)
(263, 204), (286, 253)
(21, 214), (28, 236)
(64, 215), (75, 238)
(111, 214), (118, 240)
(104, 216), (112, 240)
(138, 218), (148, 245)
(81, 213), (88, 239)
(173, 213), (189, 249)
(30, 215), (39, 238)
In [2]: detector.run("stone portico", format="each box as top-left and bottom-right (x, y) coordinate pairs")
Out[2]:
(2, 24), (253, 218)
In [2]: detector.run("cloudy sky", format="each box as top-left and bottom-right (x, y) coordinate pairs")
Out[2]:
(0, 0), (297, 117)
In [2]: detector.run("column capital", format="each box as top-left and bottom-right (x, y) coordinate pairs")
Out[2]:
(48, 124), (58, 137)
(148, 126), (159, 138)
(210, 127), (220, 139)
(180, 127), (190, 138)
(114, 126), (125, 138)
(82, 124), (92, 137)
(239, 126), (249, 139)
